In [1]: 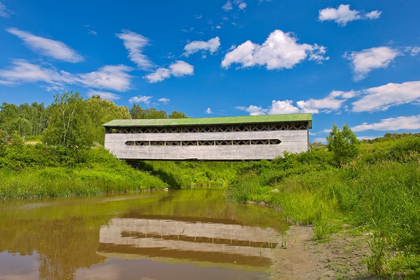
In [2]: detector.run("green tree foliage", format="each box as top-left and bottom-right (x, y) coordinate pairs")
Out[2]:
(326, 124), (360, 165)
(369, 132), (420, 143)
(43, 92), (94, 150)
(11, 131), (24, 148)
(43, 92), (136, 148)
(129, 104), (168, 119)
(0, 130), (6, 156)
(130, 104), (188, 119)
(0, 102), (48, 137)
(85, 95), (131, 144)
(169, 111), (189, 119)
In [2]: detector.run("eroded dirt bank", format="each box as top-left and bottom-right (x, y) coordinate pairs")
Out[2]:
(270, 226), (378, 280)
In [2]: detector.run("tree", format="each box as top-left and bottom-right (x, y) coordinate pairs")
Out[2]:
(43, 92), (94, 150)
(326, 124), (360, 165)
(169, 111), (189, 119)
(129, 104), (143, 119)
(11, 131), (24, 148)
(129, 104), (168, 119)
(130, 104), (189, 120)
(0, 102), (19, 135)
(0, 102), (48, 137)
(18, 102), (48, 136)
(9, 117), (32, 138)
(85, 95), (131, 144)
(0, 130), (7, 156)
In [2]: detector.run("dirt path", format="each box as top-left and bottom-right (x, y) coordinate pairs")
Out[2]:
(270, 226), (376, 280)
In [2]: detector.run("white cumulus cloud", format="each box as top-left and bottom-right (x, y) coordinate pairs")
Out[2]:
(352, 115), (420, 132)
(169, 61), (194, 76)
(116, 30), (154, 70)
(87, 90), (121, 100)
(237, 90), (355, 116)
(77, 65), (132, 92)
(223, 0), (247, 11)
(158, 98), (170, 104)
(183, 37), (221, 56)
(351, 81), (420, 112)
(297, 90), (356, 114)
(318, 4), (381, 26)
(7, 28), (84, 63)
(205, 108), (213, 114)
(365, 10), (382, 19)
(0, 59), (66, 85)
(144, 68), (171, 83)
(238, 2), (247, 10)
(345, 47), (400, 81)
(221, 29), (328, 70)
(145, 61), (193, 83)
(268, 100), (300, 114)
(222, 1), (233, 11)
(129, 95), (152, 105)
(406, 46), (420, 56)
(245, 105), (267, 116)
(0, 59), (133, 92)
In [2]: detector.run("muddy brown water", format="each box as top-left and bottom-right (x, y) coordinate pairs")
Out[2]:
(0, 189), (287, 280)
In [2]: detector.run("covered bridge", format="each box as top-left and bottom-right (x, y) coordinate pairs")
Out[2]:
(103, 113), (312, 161)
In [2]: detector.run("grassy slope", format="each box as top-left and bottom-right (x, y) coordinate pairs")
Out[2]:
(0, 145), (167, 199)
(137, 160), (237, 188)
(226, 136), (420, 277)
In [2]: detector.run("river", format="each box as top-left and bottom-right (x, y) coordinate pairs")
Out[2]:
(0, 189), (287, 280)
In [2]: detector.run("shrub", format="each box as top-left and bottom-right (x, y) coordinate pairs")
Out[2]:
(327, 124), (360, 166)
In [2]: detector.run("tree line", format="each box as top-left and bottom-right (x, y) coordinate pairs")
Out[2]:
(0, 91), (188, 148)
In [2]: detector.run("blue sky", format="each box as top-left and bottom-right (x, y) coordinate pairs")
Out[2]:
(0, 0), (419, 141)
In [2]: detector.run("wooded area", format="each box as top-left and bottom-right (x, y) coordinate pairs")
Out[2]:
(0, 91), (188, 147)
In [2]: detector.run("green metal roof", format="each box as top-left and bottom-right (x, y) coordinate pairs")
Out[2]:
(103, 113), (312, 128)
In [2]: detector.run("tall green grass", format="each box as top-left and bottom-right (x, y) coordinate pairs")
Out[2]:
(137, 160), (238, 188)
(227, 136), (420, 277)
(0, 146), (167, 199)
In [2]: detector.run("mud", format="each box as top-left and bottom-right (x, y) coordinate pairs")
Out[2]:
(271, 226), (378, 280)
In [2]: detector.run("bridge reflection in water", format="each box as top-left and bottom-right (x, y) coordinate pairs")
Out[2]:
(98, 215), (279, 272)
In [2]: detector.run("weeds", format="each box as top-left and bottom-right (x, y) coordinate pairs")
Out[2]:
(280, 232), (287, 248)
(367, 234), (388, 275)
(0, 146), (167, 199)
(227, 135), (420, 277)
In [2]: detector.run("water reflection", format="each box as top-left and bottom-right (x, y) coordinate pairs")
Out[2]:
(0, 189), (287, 280)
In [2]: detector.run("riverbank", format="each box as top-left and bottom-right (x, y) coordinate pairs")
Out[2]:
(1, 133), (419, 278)
(0, 145), (167, 199)
(271, 225), (375, 280)
(227, 135), (420, 278)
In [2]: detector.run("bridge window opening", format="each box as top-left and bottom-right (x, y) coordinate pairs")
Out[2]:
(125, 139), (281, 147)
(270, 139), (281, 145)
(150, 141), (164, 146)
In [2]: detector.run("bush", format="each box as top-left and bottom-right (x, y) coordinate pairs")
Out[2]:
(0, 145), (168, 199)
(327, 124), (360, 166)
(227, 135), (420, 276)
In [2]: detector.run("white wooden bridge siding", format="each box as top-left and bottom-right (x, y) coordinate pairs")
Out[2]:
(104, 129), (309, 160)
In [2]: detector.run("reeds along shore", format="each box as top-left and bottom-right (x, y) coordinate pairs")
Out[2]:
(0, 146), (168, 199)
(227, 136), (420, 278)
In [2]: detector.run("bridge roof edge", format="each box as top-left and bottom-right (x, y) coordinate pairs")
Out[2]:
(103, 113), (312, 128)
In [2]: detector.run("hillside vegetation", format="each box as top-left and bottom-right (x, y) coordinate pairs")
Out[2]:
(0, 142), (167, 199)
(1, 91), (419, 277)
(139, 132), (420, 277)
(226, 133), (420, 278)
